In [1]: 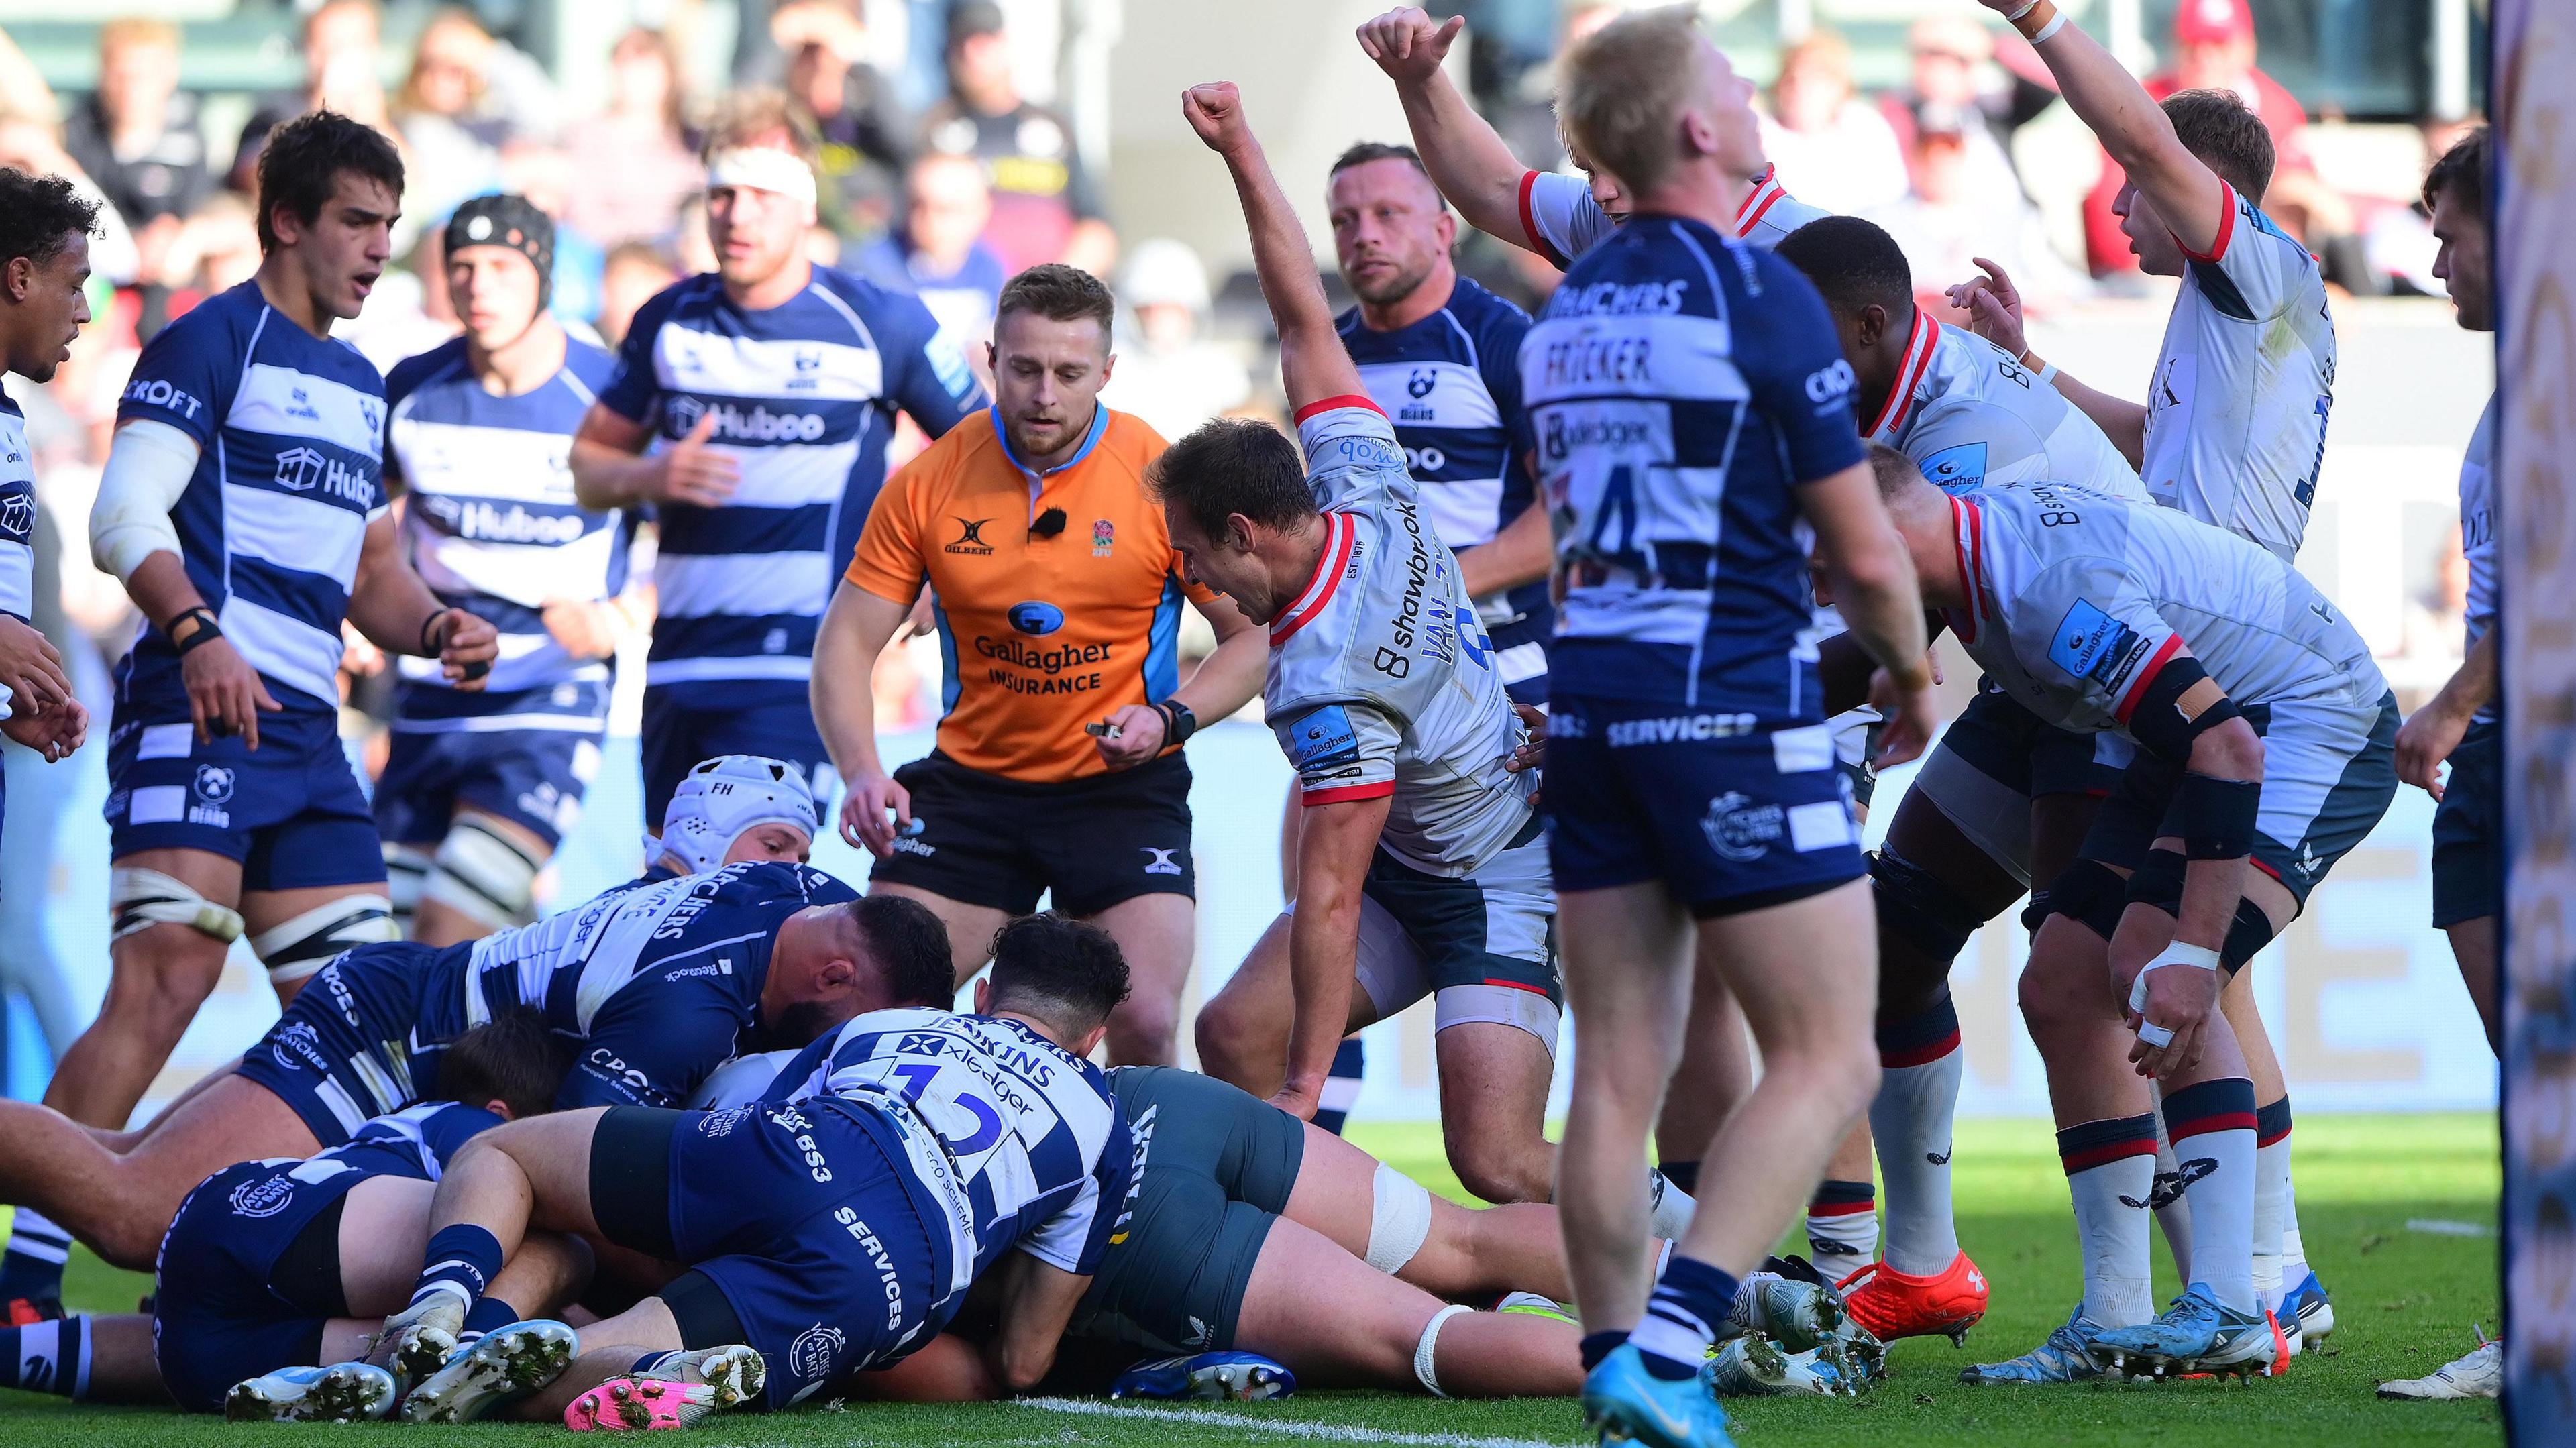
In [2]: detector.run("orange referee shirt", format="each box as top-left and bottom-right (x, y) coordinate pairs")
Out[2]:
(845, 404), (1212, 783)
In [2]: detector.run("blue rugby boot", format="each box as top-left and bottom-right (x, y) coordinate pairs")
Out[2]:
(1958, 1306), (2114, 1386)
(1110, 1351), (1296, 1402)
(1582, 1343), (1733, 1448)
(2092, 1286), (2279, 1380)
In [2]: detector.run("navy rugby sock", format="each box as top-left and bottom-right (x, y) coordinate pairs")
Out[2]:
(0, 1315), (88, 1398)
(0, 1209), (72, 1306)
(1314, 1038), (1366, 1136)
(1656, 1160), (1699, 1194)
(460, 1296), (523, 1343)
(410, 1224), (505, 1315)
(1629, 1254), (1739, 1380)
(1578, 1331), (1629, 1371)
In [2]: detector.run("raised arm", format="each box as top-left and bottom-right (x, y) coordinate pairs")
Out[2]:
(1356, 9), (1529, 252)
(1981, 0), (2229, 256)
(1182, 82), (1364, 413)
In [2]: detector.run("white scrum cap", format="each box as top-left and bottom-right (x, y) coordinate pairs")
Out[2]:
(651, 755), (820, 874)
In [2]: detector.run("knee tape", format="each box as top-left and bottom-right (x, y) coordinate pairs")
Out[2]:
(423, 817), (544, 930)
(250, 893), (398, 985)
(382, 843), (432, 924)
(1367, 1160), (1435, 1275)
(2033, 859), (2127, 942)
(109, 867), (245, 944)
(1870, 848), (1992, 966)
(2123, 848), (2188, 917)
(1413, 1303), (1470, 1396)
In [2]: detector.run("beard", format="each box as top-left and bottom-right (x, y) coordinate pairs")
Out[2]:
(751, 997), (843, 1052)
(1348, 254), (1432, 309)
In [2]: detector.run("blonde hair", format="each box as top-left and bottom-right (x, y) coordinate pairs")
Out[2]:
(1558, 5), (1707, 198)
(700, 86), (819, 167)
(97, 19), (180, 58)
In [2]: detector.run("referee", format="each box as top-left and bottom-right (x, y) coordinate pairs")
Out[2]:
(814, 264), (1265, 1064)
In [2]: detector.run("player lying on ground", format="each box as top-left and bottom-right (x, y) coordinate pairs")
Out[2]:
(365, 914), (1135, 1426)
(1847, 449), (2394, 1384)
(0, 860), (951, 1274)
(0, 1012), (588, 1417)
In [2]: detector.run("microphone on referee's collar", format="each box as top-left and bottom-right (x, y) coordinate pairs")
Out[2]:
(1030, 507), (1068, 539)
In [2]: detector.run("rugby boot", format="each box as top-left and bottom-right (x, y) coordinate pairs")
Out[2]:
(2379, 1328), (2500, 1400)
(3, 1296), (62, 1327)
(1719, 1271), (1843, 1353)
(1110, 1351), (1297, 1401)
(1837, 1251), (1988, 1344)
(225, 1362), (398, 1422)
(1700, 1333), (1862, 1398)
(400, 1318), (577, 1423)
(1959, 1306), (2114, 1386)
(641, 1344), (765, 1402)
(371, 1291), (466, 1396)
(1497, 1292), (1580, 1324)
(2279, 1270), (2336, 1345)
(2092, 1286), (2279, 1380)
(1581, 1343), (1733, 1448)
(565, 1374), (755, 1431)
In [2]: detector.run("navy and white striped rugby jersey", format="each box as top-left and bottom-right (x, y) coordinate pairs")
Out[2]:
(384, 334), (625, 730)
(112, 280), (390, 712)
(596, 268), (985, 689)
(0, 395), (36, 713)
(765, 1006), (1129, 1306)
(1521, 215), (1865, 712)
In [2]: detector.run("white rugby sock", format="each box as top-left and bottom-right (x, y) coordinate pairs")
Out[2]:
(2058, 1115), (2157, 1327)
(2253, 1099), (2294, 1311)
(2164, 1079), (2259, 1317)
(2151, 1115), (2194, 1285)
(1871, 997), (1964, 1275)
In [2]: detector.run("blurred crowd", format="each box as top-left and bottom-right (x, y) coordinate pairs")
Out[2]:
(0, 0), (2481, 710)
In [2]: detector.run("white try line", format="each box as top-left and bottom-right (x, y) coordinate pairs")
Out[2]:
(1015, 1396), (1583, 1448)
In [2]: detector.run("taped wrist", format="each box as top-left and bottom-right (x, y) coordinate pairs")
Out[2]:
(2123, 654), (2241, 766)
(2180, 772), (2260, 860)
(2127, 940), (2219, 1015)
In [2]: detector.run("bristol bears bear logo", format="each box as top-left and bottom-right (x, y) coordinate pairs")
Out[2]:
(229, 1173), (297, 1219)
(194, 765), (235, 803)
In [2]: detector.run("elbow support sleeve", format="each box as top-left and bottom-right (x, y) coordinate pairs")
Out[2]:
(2121, 653), (2242, 767)
(91, 419), (199, 581)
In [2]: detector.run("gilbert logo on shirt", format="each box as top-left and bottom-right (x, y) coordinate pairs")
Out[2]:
(946, 517), (996, 555)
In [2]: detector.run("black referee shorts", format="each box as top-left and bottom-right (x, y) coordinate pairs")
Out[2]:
(866, 750), (1195, 918)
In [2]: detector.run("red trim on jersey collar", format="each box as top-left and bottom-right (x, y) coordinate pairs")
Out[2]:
(1516, 170), (1570, 268)
(1946, 494), (1988, 643)
(2174, 180), (2238, 264)
(1735, 164), (1788, 237)
(2113, 634), (2186, 724)
(1868, 312), (1939, 441)
(1271, 510), (1356, 647)
(1293, 394), (1386, 425)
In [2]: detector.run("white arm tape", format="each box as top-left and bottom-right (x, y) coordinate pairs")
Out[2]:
(91, 419), (199, 583)
(2128, 941), (2220, 1015)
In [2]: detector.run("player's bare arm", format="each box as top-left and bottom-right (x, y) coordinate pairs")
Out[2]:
(121, 547), (281, 748)
(811, 580), (919, 856)
(1980, 0), (2230, 258)
(568, 402), (739, 511)
(346, 512), (499, 691)
(1093, 595), (1265, 769)
(2398, 629), (2496, 800)
(1947, 257), (2148, 464)
(1456, 498), (1554, 598)
(982, 1249), (1093, 1393)
(1355, 9), (1531, 252)
(1799, 463), (1936, 766)
(1278, 788), (1395, 1120)
(1183, 82), (1367, 413)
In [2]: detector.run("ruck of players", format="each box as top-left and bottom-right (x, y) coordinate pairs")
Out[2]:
(0, 0), (2514, 1440)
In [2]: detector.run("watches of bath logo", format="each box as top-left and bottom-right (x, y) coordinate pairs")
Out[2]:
(788, 1323), (846, 1381)
(228, 1172), (297, 1219)
(1701, 791), (1782, 862)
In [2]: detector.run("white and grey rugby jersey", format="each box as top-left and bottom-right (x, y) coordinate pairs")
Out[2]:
(1943, 482), (2384, 739)
(1871, 313), (2150, 504)
(1266, 398), (1534, 877)
(1515, 164), (1826, 268)
(765, 1007), (1129, 1302)
(0, 395), (36, 719)
(2139, 182), (2337, 561)
(2460, 393), (2498, 725)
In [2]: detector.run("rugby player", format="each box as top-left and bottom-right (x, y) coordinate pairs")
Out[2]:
(1947, 0), (2341, 1344)
(1772, 214), (2152, 1340)
(819, 264), (1265, 1066)
(9, 112), (502, 1318)
(569, 89), (985, 828)
(372, 912), (1133, 1425)
(377, 195), (629, 946)
(2379, 125), (2501, 1404)
(1159, 82), (1570, 1211)
(0, 166), (100, 1324)
(1847, 451), (2395, 1382)
(0, 864), (952, 1277)
(1523, 13), (1934, 1446)
(641, 753), (823, 882)
(0, 1013), (584, 1417)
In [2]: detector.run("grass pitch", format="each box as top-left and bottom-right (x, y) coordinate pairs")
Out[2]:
(1, 1113), (2500, 1445)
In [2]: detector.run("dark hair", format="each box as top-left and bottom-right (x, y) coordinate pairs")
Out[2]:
(997, 262), (1116, 335)
(1866, 440), (1925, 501)
(986, 913), (1129, 1037)
(1329, 142), (1445, 210)
(2422, 125), (2489, 217)
(851, 893), (958, 1008)
(0, 169), (103, 270)
(2161, 89), (2274, 205)
(1772, 215), (1913, 322)
(254, 110), (405, 252)
(439, 1008), (572, 1120)
(1147, 417), (1317, 543)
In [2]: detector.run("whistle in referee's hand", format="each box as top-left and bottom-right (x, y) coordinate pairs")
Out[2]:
(1085, 720), (1122, 739)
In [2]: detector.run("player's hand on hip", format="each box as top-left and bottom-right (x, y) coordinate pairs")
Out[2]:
(1092, 703), (1167, 771)
(1503, 701), (1547, 774)
(2125, 955), (2219, 1080)
(843, 769), (912, 858)
(1182, 83), (1253, 155)
(2394, 702), (2467, 801)
(1868, 666), (1940, 769)
(1947, 258), (2028, 358)
(543, 598), (622, 661)
(0, 614), (72, 718)
(431, 609), (500, 689)
(655, 410), (740, 507)
(1, 697), (85, 761)
(1356, 8), (1464, 85)
(182, 635), (282, 750)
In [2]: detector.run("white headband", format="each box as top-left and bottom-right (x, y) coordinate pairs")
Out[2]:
(706, 147), (819, 211)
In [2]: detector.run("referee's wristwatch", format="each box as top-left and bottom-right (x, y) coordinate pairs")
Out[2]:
(1152, 698), (1199, 748)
